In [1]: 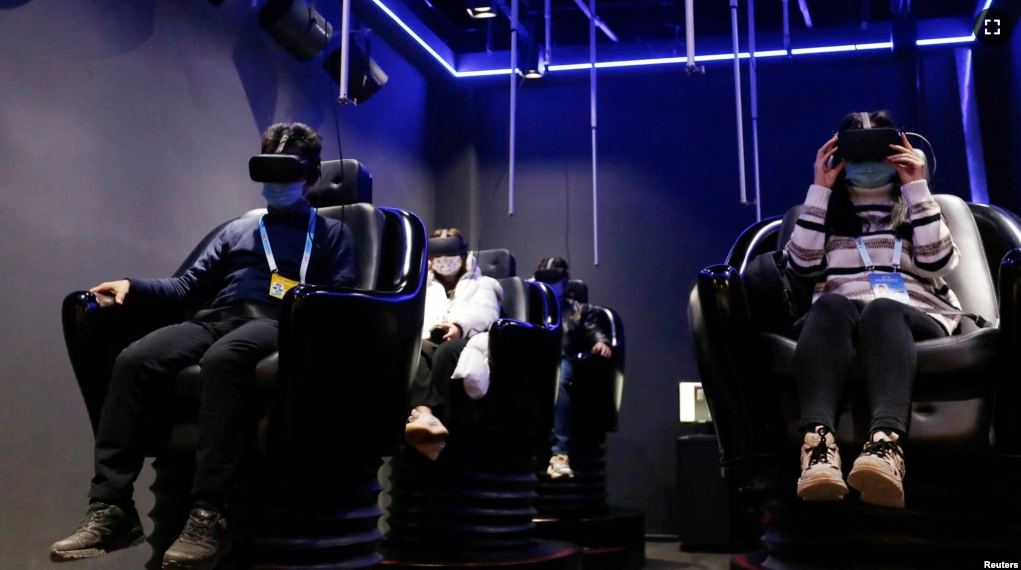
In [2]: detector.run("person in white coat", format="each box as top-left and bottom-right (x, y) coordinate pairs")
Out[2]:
(405, 228), (503, 460)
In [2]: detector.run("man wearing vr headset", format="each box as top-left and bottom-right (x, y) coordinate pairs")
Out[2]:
(784, 111), (961, 509)
(51, 123), (358, 569)
(532, 257), (612, 479)
(405, 228), (503, 460)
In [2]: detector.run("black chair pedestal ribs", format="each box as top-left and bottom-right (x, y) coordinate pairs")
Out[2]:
(688, 197), (1021, 570)
(532, 282), (644, 570)
(380, 250), (581, 570)
(61, 160), (428, 569)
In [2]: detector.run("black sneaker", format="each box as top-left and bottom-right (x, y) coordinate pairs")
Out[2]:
(162, 506), (232, 570)
(50, 502), (145, 562)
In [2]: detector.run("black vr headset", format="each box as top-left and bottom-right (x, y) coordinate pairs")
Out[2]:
(832, 111), (903, 164)
(249, 133), (321, 184)
(533, 258), (569, 285)
(428, 230), (468, 257)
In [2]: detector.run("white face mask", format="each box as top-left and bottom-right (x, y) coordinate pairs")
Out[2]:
(432, 256), (463, 276)
(262, 182), (305, 209)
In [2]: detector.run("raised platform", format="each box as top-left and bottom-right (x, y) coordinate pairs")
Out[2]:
(381, 540), (583, 570)
(534, 508), (645, 570)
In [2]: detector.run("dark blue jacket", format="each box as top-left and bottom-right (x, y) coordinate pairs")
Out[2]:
(129, 206), (358, 311)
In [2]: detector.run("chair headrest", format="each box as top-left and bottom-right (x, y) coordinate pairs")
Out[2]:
(476, 249), (516, 279)
(567, 279), (588, 304)
(306, 159), (372, 207)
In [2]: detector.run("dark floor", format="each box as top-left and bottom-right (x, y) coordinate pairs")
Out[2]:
(645, 542), (732, 570)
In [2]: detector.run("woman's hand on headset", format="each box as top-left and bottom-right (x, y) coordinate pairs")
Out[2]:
(886, 132), (926, 184)
(814, 136), (845, 189)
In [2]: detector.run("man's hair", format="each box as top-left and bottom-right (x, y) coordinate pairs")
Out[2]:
(261, 122), (323, 163)
(536, 257), (569, 272)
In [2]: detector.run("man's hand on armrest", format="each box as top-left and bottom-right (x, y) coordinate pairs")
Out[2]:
(89, 279), (130, 307)
(592, 342), (612, 358)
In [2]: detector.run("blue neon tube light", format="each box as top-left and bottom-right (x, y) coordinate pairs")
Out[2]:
(364, 0), (986, 78)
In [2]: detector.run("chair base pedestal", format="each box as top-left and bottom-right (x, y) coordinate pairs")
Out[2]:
(534, 508), (645, 570)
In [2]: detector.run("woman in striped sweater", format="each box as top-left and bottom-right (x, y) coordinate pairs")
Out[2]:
(785, 111), (961, 509)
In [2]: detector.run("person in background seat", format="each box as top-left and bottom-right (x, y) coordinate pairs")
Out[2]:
(405, 228), (502, 460)
(51, 123), (358, 569)
(785, 111), (961, 509)
(532, 257), (612, 479)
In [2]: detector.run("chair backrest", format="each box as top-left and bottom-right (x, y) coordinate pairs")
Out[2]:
(776, 194), (997, 332)
(566, 279), (588, 303)
(498, 277), (529, 321)
(173, 159), (381, 292)
(476, 249), (516, 279)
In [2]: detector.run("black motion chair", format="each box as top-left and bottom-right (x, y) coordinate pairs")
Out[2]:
(531, 281), (644, 570)
(688, 195), (1021, 569)
(62, 160), (428, 569)
(381, 249), (581, 570)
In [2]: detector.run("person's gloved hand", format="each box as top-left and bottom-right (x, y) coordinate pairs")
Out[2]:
(592, 342), (612, 358)
(89, 279), (131, 307)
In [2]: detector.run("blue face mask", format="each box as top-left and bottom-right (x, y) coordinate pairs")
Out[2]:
(844, 161), (896, 189)
(262, 182), (305, 209)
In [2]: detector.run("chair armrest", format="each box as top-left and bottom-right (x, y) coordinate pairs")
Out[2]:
(274, 208), (428, 463)
(62, 291), (187, 435)
(688, 265), (784, 465)
(995, 248), (1021, 456)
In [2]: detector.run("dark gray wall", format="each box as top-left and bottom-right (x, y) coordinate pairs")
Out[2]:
(0, 0), (436, 566)
(462, 53), (973, 533)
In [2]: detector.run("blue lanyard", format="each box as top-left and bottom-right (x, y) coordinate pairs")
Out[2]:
(854, 236), (903, 271)
(259, 208), (317, 284)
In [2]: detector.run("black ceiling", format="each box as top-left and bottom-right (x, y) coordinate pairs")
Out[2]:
(394, 0), (978, 54)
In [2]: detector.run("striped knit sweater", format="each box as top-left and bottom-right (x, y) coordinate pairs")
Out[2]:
(784, 180), (962, 334)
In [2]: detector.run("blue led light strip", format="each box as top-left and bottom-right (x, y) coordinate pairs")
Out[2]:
(365, 0), (985, 78)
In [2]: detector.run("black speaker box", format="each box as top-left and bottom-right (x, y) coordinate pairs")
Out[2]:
(324, 41), (389, 104)
(259, 0), (332, 62)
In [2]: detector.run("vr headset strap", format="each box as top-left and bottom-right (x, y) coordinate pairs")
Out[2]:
(859, 112), (872, 129)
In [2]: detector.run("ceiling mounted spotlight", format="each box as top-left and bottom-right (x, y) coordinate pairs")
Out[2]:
(324, 30), (389, 104)
(258, 0), (333, 61)
(522, 46), (546, 78)
(466, 0), (497, 19)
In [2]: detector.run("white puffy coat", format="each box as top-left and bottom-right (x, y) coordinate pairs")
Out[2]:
(422, 259), (503, 399)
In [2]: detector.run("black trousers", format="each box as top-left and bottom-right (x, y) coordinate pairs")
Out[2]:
(408, 338), (469, 422)
(89, 315), (278, 508)
(792, 294), (946, 437)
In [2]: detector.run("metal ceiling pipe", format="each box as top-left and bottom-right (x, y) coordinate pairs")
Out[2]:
(782, 0), (790, 54)
(590, 0), (599, 265)
(509, 0), (518, 215)
(730, 0), (748, 205)
(545, 0), (551, 69)
(338, 0), (352, 104)
(574, 0), (619, 42)
(685, 0), (694, 63)
(749, 0), (761, 221)
(797, 0), (812, 28)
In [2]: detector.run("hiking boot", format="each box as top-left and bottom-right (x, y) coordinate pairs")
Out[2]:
(796, 426), (849, 501)
(847, 431), (906, 508)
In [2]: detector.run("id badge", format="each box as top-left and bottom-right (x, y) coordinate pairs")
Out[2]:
(269, 273), (299, 299)
(869, 273), (910, 304)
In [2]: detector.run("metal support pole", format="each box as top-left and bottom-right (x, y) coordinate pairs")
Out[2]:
(590, 0), (598, 265)
(509, 0), (518, 215)
(339, 0), (353, 104)
(545, 0), (551, 69)
(749, 0), (761, 221)
(683, 0), (703, 74)
(782, 0), (790, 55)
(730, 0), (748, 205)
